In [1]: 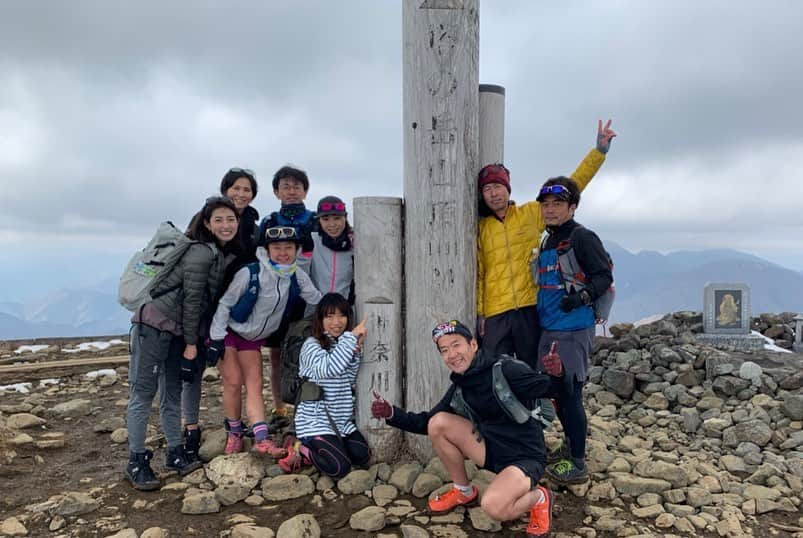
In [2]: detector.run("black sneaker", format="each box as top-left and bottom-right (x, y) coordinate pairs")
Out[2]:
(546, 459), (589, 485)
(546, 441), (570, 464)
(165, 445), (203, 476)
(183, 427), (202, 463)
(125, 450), (161, 491)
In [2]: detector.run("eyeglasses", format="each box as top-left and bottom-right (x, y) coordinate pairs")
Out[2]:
(318, 202), (346, 212)
(229, 167), (255, 178)
(538, 185), (571, 197)
(265, 226), (297, 240)
(479, 164), (509, 180)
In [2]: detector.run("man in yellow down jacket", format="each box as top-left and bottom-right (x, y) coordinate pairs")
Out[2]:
(477, 120), (616, 363)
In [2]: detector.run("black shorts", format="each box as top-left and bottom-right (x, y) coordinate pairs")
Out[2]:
(483, 444), (545, 489)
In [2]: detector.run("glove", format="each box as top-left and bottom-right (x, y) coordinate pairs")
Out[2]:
(371, 391), (393, 419)
(542, 341), (564, 377)
(596, 119), (616, 154)
(559, 290), (591, 313)
(206, 339), (225, 367)
(180, 357), (195, 383)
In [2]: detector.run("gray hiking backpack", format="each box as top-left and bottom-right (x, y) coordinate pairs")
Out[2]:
(118, 221), (197, 311)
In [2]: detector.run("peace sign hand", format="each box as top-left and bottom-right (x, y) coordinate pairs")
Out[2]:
(596, 118), (617, 154)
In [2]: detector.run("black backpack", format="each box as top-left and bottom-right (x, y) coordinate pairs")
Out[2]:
(280, 319), (313, 404)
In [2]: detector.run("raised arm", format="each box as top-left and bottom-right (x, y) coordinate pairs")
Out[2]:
(570, 119), (616, 191)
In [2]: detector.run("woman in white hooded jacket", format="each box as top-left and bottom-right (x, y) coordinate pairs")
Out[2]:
(208, 226), (321, 457)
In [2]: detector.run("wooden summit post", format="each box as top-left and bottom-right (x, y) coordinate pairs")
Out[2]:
(353, 197), (404, 461)
(403, 0), (479, 460)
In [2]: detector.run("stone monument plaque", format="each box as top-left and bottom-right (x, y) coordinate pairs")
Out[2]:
(703, 282), (750, 334)
(699, 282), (763, 350)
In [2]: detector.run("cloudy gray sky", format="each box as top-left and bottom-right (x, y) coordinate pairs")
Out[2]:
(1, 1), (802, 302)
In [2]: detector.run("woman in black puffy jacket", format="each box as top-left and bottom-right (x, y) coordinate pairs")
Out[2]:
(124, 196), (239, 491)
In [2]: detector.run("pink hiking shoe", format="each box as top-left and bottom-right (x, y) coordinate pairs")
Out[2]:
(224, 433), (243, 455)
(278, 440), (312, 473)
(252, 438), (287, 459)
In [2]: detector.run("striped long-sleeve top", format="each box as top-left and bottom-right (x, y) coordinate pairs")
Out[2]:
(294, 332), (360, 439)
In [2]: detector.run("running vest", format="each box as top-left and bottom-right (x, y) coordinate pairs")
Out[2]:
(534, 225), (615, 327)
(449, 357), (555, 439)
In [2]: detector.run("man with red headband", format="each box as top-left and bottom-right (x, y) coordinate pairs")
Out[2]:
(476, 120), (616, 363)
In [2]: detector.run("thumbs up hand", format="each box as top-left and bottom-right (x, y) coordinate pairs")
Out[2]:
(371, 390), (393, 419)
(543, 341), (564, 377)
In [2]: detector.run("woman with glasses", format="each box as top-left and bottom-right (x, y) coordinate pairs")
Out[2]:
(207, 226), (322, 457)
(125, 197), (239, 491)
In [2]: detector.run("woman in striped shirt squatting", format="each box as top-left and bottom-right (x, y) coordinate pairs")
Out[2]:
(279, 292), (370, 477)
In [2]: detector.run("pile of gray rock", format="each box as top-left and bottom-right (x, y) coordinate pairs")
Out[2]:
(751, 312), (799, 350)
(1, 313), (802, 537)
(579, 311), (803, 536)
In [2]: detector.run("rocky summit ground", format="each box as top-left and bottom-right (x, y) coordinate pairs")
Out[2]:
(1, 312), (802, 538)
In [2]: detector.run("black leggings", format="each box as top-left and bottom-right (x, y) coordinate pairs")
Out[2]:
(301, 430), (371, 479)
(553, 380), (587, 461)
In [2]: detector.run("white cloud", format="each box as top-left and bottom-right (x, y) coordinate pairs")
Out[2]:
(1, 1), (803, 303)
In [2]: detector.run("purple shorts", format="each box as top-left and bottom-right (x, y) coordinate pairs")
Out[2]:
(224, 330), (265, 352)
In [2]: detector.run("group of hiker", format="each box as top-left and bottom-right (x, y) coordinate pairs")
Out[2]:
(122, 119), (616, 538)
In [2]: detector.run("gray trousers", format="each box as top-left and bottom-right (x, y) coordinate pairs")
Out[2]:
(127, 323), (184, 453)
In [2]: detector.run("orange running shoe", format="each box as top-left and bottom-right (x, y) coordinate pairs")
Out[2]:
(526, 486), (553, 538)
(428, 484), (479, 515)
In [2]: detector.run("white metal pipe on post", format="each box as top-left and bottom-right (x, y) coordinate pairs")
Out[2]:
(479, 84), (505, 167)
(353, 196), (404, 461)
(402, 0), (479, 461)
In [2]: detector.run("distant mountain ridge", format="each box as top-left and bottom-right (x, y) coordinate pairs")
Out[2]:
(1, 248), (801, 339)
(606, 244), (803, 324)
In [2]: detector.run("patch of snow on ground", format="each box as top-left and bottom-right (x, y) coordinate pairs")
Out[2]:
(633, 313), (666, 327)
(85, 369), (117, 379)
(752, 330), (792, 353)
(0, 382), (33, 393)
(63, 339), (125, 353)
(39, 378), (60, 387)
(14, 345), (49, 354)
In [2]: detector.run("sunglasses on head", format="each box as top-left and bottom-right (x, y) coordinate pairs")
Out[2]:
(265, 226), (297, 240)
(319, 202), (346, 212)
(229, 167), (255, 178)
(538, 185), (571, 197)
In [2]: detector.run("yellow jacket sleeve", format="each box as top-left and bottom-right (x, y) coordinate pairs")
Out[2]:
(476, 234), (485, 317)
(570, 148), (606, 192)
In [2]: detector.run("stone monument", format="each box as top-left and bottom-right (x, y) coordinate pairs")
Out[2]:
(793, 313), (803, 353)
(697, 282), (765, 351)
